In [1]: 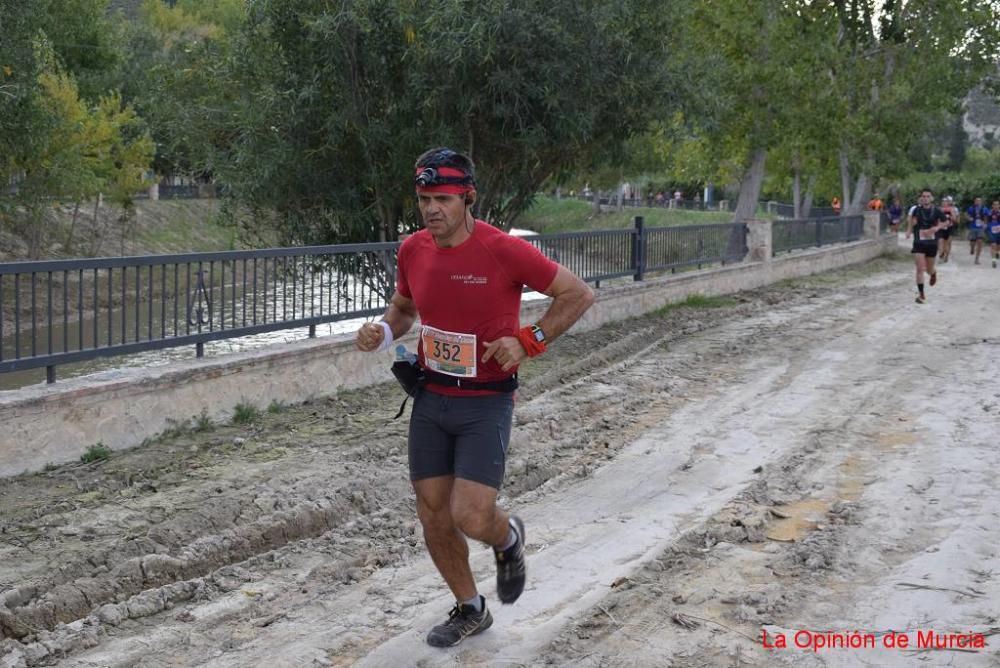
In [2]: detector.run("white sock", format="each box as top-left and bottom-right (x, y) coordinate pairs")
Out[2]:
(498, 522), (518, 552)
(461, 594), (483, 612)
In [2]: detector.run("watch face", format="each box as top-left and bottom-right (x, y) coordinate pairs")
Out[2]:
(532, 326), (545, 342)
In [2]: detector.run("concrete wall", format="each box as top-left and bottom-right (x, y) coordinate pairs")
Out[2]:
(0, 227), (895, 477)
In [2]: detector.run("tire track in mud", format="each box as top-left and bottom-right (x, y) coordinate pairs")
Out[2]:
(0, 258), (911, 666)
(535, 258), (1000, 668)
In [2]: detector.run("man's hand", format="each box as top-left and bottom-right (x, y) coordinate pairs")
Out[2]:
(356, 321), (385, 352)
(482, 337), (527, 372)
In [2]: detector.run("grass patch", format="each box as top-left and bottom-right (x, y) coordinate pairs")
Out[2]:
(194, 410), (214, 432)
(656, 293), (738, 316)
(232, 402), (261, 425)
(42, 462), (59, 472)
(131, 200), (238, 253)
(267, 400), (287, 414)
(517, 197), (733, 234)
(80, 442), (112, 463)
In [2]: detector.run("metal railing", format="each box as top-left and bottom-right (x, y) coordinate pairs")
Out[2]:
(6, 215), (871, 383)
(0, 244), (399, 382)
(771, 215), (865, 255)
(524, 229), (636, 284)
(644, 223), (747, 275)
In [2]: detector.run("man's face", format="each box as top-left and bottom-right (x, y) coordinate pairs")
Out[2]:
(993, 201), (1000, 212)
(975, 198), (982, 206)
(417, 191), (470, 241)
(919, 191), (933, 206)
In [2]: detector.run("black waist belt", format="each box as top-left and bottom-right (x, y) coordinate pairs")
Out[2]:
(421, 368), (518, 392)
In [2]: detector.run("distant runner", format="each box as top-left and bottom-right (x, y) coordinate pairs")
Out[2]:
(906, 188), (948, 304)
(988, 200), (1000, 268)
(965, 196), (989, 265)
(936, 195), (958, 263)
(887, 196), (904, 234)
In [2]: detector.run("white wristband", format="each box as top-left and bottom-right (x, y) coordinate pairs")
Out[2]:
(375, 320), (394, 352)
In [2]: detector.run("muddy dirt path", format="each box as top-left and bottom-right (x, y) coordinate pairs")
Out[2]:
(2, 247), (997, 667)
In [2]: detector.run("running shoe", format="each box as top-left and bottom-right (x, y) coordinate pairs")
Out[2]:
(425, 596), (493, 647)
(915, 295), (926, 304)
(929, 272), (937, 286)
(494, 516), (526, 604)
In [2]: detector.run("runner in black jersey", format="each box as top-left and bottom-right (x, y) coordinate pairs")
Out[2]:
(937, 195), (958, 262)
(905, 188), (948, 304)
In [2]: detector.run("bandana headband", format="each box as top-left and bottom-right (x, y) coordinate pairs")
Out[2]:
(414, 165), (475, 194)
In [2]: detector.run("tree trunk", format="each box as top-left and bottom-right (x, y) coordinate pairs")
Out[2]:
(802, 175), (816, 218)
(848, 173), (870, 215)
(28, 207), (43, 259)
(839, 150), (852, 213)
(792, 167), (802, 219)
(120, 207), (128, 257)
(66, 201), (81, 253)
(730, 147), (767, 258)
(733, 147), (768, 223)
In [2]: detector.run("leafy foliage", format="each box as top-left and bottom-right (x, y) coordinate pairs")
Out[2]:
(216, 0), (681, 245)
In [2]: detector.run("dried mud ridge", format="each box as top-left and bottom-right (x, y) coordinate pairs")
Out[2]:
(0, 258), (906, 666)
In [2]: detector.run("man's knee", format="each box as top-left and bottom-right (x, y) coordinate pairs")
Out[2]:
(415, 484), (455, 534)
(451, 502), (498, 540)
(450, 478), (503, 538)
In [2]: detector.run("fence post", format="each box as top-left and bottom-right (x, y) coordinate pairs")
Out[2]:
(744, 219), (772, 262)
(633, 216), (646, 282)
(862, 210), (880, 239)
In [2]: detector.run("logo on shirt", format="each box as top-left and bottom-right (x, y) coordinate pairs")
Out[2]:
(451, 273), (488, 285)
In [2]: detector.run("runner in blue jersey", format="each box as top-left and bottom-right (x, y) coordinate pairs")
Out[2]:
(888, 197), (904, 234)
(965, 197), (990, 265)
(988, 201), (1000, 269)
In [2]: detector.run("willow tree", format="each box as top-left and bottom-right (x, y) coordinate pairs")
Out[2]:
(218, 0), (680, 245)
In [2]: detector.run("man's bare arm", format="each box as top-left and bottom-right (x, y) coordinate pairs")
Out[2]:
(355, 291), (418, 352)
(534, 265), (595, 343)
(481, 265), (595, 371)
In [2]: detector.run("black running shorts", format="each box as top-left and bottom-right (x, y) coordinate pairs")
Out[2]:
(912, 241), (938, 257)
(408, 389), (515, 489)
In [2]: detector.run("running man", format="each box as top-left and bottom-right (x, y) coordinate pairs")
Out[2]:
(936, 195), (958, 262)
(888, 196), (904, 234)
(906, 188), (948, 304)
(988, 200), (1000, 268)
(356, 147), (594, 647)
(965, 196), (990, 264)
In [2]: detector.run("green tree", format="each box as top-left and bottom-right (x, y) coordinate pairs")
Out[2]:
(826, 0), (1000, 213)
(219, 0), (680, 246)
(120, 0), (242, 179)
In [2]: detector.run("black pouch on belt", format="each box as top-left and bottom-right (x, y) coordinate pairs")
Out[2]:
(391, 359), (422, 397)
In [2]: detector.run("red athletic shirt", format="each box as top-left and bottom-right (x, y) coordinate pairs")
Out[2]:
(397, 221), (559, 396)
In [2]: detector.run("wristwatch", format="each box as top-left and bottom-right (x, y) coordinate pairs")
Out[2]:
(530, 324), (546, 343)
